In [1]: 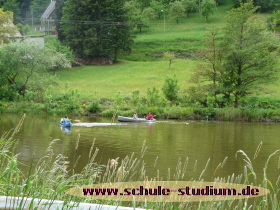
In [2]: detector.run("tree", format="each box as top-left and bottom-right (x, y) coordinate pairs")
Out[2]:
(182, 0), (197, 17)
(135, 0), (151, 11)
(2, 0), (20, 22)
(201, 0), (216, 21)
(222, 1), (280, 107)
(274, 10), (280, 28)
(31, 0), (50, 21)
(150, 0), (165, 19)
(55, 0), (66, 41)
(163, 51), (175, 68)
(61, 0), (133, 60)
(162, 75), (179, 102)
(192, 27), (223, 106)
(233, 0), (280, 12)
(0, 42), (70, 96)
(0, 8), (17, 44)
(98, 0), (134, 61)
(124, 1), (155, 33)
(169, 1), (185, 24)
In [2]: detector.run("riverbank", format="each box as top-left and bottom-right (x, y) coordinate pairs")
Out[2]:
(2, 100), (280, 122)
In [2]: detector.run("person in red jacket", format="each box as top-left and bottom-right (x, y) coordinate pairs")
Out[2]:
(146, 112), (154, 120)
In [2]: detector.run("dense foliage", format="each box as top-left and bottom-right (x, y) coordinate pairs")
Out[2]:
(192, 1), (280, 107)
(61, 0), (133, 60)
(0, 41), (70, 100)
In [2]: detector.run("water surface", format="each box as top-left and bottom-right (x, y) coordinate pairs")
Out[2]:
(0, 114), (279, 183)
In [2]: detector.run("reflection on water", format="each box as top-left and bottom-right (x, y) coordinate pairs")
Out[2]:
(61, 126), (72, 134)
(0, 114), (279, 183)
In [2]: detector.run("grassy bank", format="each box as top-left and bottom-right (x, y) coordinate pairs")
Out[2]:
(57, 60), (280, 99)
(0, 118), (279, 209)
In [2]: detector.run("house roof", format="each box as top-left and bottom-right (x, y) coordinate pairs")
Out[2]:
(41, 1), (56, 20)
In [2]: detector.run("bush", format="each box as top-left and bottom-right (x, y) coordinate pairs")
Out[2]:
(102, 108), (116, 117)
(131, 90), (141, 105)
(162, 75), (179, 102)
(0, 87), (18, 101)
(88, 100), (102, 114)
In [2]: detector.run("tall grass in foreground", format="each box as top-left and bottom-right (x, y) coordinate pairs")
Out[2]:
(0, 115), (279, 209)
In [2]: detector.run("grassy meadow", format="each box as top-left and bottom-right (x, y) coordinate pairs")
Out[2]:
(57, 1), (279, 100)
(58, 60), (195, 98)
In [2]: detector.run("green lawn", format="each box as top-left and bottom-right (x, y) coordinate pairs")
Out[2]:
(58, 59), (280, 99)
(58, 60), (196, 98)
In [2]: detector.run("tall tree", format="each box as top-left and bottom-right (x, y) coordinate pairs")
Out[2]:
(0, 42), (70, 96)
(2, 0), (20, 22)
(124, 1), (155, 32)
(55, 0), (66, 41)
(182, 0), (197, 16)
(169, 1), (185, 24)
(201, 0), (216, 21)
(0, 8), (17, 44)
(150, 0), (165, 19)
(233, 0), (280, 12)
(61, 0), (133, 60)
(222, 1), (280, 107)
(192, 27), (223, 106)
(135, 0), (151, 11)
(31, 0), (50, 21)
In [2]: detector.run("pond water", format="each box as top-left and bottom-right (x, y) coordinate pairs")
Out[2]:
(0, 113), (279, 183)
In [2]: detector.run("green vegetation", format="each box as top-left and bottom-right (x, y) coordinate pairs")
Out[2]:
(61, 0), (133, 60)
(0, 0), (280, 123)
(0, 8), (17, 43)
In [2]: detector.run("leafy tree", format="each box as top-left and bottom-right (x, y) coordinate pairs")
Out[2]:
(124, 1), (155, 32)
(135, 0), (151, 11)
(162, 75), (179, 101)
(61, 0), (133, 60)
(182, 0), (197, 16)
(150, 0), (165, 19)
(45, 37), (74, 63)
(274, 10), (280, 28)
(233, 0), (279, 12)
(0, 42), (70, 96)
(0, 8), (17, 44)
(98, 0), (134, 61)
(2, 0), (20, 22)
(191, 27), (223, 106)
(16, 23), (29, 35)
(31, 0), (50, 21)
(222, 1), (280, 107)
(169, 1), (185, 24)
(55, 0), (66, 41)
(201, 0), (216, 21)
(163, 51), (175, 68)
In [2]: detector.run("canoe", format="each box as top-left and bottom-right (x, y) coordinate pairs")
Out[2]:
(60, 121), (73, 127)
(118, 116), (156, 122)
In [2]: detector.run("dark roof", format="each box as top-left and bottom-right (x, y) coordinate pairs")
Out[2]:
(41, 1), (56, 19)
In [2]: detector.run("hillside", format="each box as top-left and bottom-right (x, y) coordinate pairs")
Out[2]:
(58, 2), (278, 99)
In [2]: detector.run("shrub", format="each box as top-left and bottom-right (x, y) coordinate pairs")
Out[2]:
(102, 108), (116, 117)
(88, 100), (102, 114)
(162, 75), (179, 102)
(131, 90), (141, 105)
